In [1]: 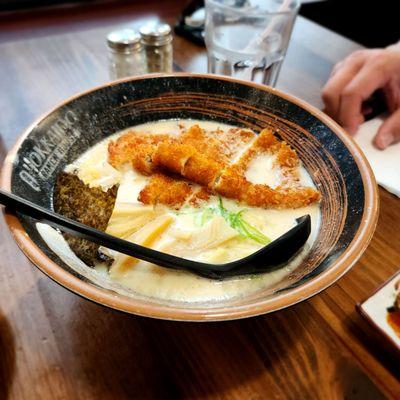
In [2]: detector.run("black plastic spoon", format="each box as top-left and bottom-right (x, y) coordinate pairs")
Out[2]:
(0, 189), (311, 279)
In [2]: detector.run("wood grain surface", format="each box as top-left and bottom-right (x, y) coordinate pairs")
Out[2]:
(0, 1), (399, 399)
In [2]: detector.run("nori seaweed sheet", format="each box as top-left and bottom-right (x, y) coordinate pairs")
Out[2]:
(53, 172), (118, 266)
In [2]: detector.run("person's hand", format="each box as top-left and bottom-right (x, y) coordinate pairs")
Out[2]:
(322, 42), (400, 149)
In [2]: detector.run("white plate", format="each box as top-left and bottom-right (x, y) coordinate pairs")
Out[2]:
(358, 271), (400, 351)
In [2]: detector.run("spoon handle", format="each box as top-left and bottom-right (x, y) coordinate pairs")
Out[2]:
(0, 188), (193, 270)
(0, 189), (310, 279)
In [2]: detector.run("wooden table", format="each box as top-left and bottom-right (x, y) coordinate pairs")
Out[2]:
(0, 2), (399, 399)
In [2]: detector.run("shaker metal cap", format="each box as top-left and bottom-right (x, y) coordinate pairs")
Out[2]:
(107, 29), (142, 52)
(139, 23), (172, 46)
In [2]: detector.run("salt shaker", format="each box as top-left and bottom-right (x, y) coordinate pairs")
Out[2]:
(139, 23), (173, 73)
(107, 29), (145, 79)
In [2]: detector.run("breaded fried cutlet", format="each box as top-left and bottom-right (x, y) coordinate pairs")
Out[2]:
(153, 140), (197, 174)
(108, 131), (169, 172)
(153, 139), (225, 188)
(138, 173), (193, 208)
(232, 129), (298, 173)
(213, 165), (250, 200)
(183, 152), (223, 188)
(214, 129), (320, 207)
(179, 125), (255, 163)
(214, 166), (320, 208)
(139, 176), (211, 209)
(108, 125), (321, 209)
(226, 128), (303, 188)
(180, 125), (228, 163)
(218, 128), (255, 161)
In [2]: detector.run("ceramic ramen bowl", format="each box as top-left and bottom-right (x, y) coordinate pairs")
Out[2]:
(0, 74), (379, 321)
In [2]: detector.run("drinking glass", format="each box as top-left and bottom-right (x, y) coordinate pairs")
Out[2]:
(204, 0), (300, 87)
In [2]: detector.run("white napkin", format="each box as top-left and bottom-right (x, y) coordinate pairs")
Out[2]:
(353, 115), (400, 197)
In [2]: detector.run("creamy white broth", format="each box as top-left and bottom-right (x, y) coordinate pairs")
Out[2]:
(245, 154), (280, 188)
(43, 119), (321, 303)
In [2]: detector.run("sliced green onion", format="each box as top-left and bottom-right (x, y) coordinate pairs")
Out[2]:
(192, 197), (271, 245)
(178, 198), (270, 244)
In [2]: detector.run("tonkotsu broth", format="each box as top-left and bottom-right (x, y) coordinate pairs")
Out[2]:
(41, 119), (321, 303)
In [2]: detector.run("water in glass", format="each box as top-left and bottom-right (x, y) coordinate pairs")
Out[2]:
(205, 0), (300, 87)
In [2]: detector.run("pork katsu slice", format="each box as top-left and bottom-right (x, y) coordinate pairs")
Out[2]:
(231, 128), (301, 185)
(150, 124), (253, 187)
(112, 132), (225, 188)
(138, 173), (194, 208)
(153, 140), (225, 188)
(179, 124), (254, 163)
(54, 172), (118, 266)
(108, 125), (254, 175)
(107, 125), (321, 209)
(179, 125), (229, 163)
(245, 183), (321, 209)
(151, 135), (320, 208)
(216, 127), (256, 161)
(138, 175), (212, 209)
(108, 131), (169, 173)
(214, 129), (320, 208)
(214, 165), (320, 208)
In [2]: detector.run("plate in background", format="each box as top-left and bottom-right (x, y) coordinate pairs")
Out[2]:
(358, 271), (400, 351)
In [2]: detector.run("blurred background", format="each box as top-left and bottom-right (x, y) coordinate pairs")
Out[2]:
(0, 0), (397, 47)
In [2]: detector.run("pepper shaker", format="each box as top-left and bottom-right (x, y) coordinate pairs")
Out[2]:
(107, 29), (145, 79)
(139, 23), (173, 73)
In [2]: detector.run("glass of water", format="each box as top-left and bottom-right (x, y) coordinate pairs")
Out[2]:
(204, 0), (300, 87)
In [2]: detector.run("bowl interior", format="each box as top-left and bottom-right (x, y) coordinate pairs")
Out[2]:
(2, 75), (377, 320)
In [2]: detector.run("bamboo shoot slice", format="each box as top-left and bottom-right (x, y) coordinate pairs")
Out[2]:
(110, 214), (174, 277)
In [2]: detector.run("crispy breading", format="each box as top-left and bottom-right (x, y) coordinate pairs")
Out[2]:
(108, 125), (321, 209)
(215, 156), (320, 208)
(218, 128), (255, 161)
(214, 166), (251, 200)
(153, 140), (224, 187)
(179, 125), (255, 163)
(129, 143), (157, 175)
(153, 140), (196, 174)
(108, 132), (169, 170)
(186, 126), (316, 208)
(231, 128), (301, 188)
(233, 129), (278, 173)
(183, 153), (224, 187)
(275, 143), (299, 169)
(138, 173), (193, 208)
(189, 187), (212, 206)
(230, 131), (262, 176)
(109, 130), (226, 186)
(230, 128), (254, 142)
(180, 125), (227, 163)
(254, 128), (280, 151)
(255, 129), (299, 171)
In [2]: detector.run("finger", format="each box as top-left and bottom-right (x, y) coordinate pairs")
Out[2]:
(330, 60), (344, 78)
(374, 108), (400, 149)
(383, 82), (399, 113)
(338, 63), (389, 134)
(322, 58), (365, 119)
